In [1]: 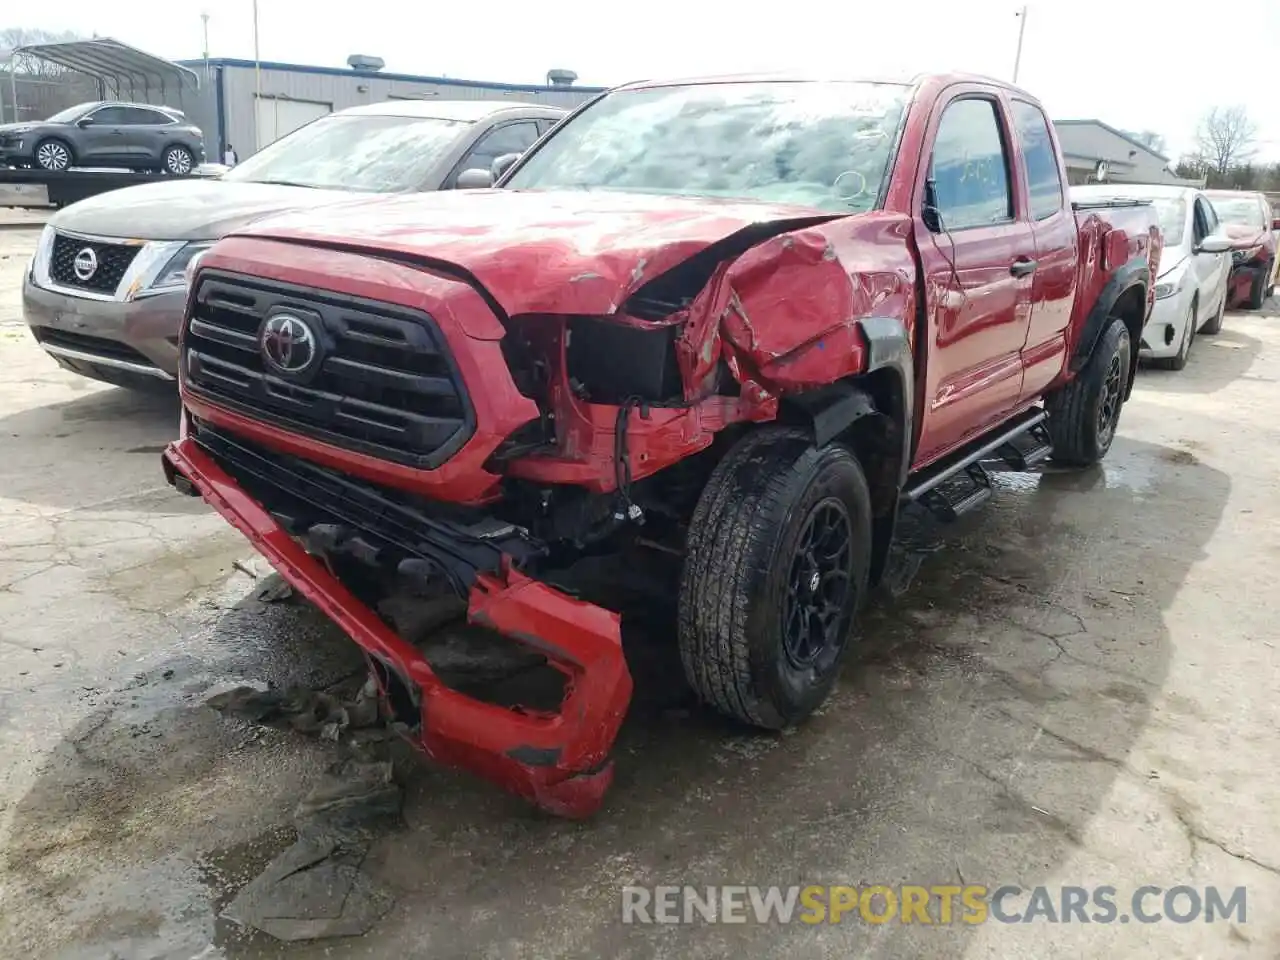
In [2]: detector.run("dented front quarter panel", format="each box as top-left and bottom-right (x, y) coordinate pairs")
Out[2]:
(679, 211), (917, 397)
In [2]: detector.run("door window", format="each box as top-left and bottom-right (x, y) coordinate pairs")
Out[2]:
(87, 106), (129, 125)
(447, 121), (540, 187)
(1010, 100), (1063, 220)
(120, 107), (173, 125)
(929, 98), (1014, 230)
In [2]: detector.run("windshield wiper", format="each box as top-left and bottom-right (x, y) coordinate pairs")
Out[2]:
(246, 178), (320, 189)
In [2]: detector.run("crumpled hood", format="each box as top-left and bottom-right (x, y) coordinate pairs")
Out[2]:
(234, 188), (840, 317)
(1222, 223), (1266, 248)
(50, 178), (358, 242)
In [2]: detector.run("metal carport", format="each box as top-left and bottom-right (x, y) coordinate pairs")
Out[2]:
(3, 38), (199, 123)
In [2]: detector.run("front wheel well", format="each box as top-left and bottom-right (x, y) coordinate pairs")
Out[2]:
(777, 368), (908, 585)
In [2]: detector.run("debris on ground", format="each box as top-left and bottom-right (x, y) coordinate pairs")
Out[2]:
(213, 699), (402, 942)
(206, 676), (381, 742)
(222, 757), (400, 941)
(253, 574), (295, 604)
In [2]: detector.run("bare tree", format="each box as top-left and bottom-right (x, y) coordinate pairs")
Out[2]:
(1195, 106), (1258, 176)
(1, 27), (83, 79)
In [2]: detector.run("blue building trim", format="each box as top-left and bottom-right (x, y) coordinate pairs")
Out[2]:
(176, 58), (607, 95)
(214, 65), (227, 159)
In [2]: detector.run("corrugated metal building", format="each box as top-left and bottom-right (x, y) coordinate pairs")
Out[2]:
(173, 58), (605, 160)
(1052, 119), (1203, 187)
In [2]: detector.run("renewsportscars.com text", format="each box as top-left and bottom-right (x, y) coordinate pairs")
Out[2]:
(621, 884), (1247, 925)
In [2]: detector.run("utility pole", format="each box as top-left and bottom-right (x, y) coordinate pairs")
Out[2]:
(1012, 5), (1028, 85)
(201, 12), (211, 85)
(252, 0), (261, 102)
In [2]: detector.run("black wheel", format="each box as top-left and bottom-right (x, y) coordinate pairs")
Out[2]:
(1047, 316), (1131, 467)
(34, 138), (72, 171)
(1200, 289), (1225, 335)
(1246, 262), (1270, 310)
(163, 145), (194, 175)
(1154, 298), (1195, 371)
(678, 428), (872, 729)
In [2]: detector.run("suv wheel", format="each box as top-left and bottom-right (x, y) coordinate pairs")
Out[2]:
(678, 428), (872, 729)
(35, 139), (72, 171)
(1047, 315), (1131, 466)
(163, 145), (194, 175)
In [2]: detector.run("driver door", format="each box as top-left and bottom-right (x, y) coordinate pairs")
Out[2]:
(912, 90), (1035, 466)
(77, 106), (130, 164)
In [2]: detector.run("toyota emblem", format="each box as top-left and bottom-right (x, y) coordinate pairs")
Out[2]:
(260, 313), (319, 375)
(72, 247), (98, 281)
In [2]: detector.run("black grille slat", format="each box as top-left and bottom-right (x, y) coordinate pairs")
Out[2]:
(33, 326), (156, 367)
(190, 421), (543, 590)
(183, 271), (476, 469)
(50, 233), (141, 294)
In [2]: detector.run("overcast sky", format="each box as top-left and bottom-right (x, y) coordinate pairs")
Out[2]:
(12, 0), (1280, 163)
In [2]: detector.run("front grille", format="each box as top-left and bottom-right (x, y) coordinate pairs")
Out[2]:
(183, 270), (475, 469)
(190, 420), (539, 590)
(32, 326), (156, 367)
(49, 233), (141, 294)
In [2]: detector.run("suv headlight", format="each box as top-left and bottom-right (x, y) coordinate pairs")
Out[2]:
(29, 223), (55, 285)
(147, 242), (214, 292)
(126, 241), (214, 298)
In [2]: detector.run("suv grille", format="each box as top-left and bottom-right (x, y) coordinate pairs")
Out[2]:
(50, 233), (141, 294)
(183, 271), (475, 468)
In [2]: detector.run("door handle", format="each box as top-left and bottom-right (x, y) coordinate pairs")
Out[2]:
(1010, 258), (1038, 277)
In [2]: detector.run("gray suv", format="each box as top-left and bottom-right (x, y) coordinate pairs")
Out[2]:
(0, 100), (205, 174)
(23, 99), (565, 389)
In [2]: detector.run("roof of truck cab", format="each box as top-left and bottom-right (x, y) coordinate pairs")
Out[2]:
(611, 71), (1032, 96)
(1073, 183), (1198, 200)
(332, 100), (566, 121)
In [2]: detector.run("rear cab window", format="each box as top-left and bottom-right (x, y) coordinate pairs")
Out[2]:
(1010, 100), (1064, 220)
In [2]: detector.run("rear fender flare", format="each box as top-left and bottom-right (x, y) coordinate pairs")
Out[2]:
(1070, 256), (1150, 394)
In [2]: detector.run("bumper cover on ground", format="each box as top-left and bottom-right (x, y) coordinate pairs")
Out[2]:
(162, 436), (634, 818)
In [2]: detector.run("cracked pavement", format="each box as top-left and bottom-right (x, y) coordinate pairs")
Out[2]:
(0, 223), (1278, 958)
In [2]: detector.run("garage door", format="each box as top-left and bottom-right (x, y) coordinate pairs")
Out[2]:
(254, 97), (331, 151)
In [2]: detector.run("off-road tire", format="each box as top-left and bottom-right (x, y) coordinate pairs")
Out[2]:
(677, 427), (872, 729)
(34, 138), (73, 171)
(1047, 316), (1131, 467)
(1153, 297), (1195, 371)
(1199, 289), (1225, 335)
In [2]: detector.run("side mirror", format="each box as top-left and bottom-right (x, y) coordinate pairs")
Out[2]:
(491, 152), (521, 182)
(455, 168), (494, 190)
(1196, 234), (1233, 255)
(76, 117), (94, 128)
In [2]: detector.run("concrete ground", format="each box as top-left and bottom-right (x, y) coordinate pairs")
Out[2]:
(0, 223), (1277, 960)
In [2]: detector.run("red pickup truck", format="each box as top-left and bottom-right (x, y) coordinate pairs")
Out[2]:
(163, 73), (1160, 817)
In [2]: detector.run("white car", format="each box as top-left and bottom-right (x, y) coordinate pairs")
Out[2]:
(1071, 184), (1232, 370)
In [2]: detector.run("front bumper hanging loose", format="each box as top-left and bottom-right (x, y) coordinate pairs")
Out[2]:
(161, 437), (634, 818)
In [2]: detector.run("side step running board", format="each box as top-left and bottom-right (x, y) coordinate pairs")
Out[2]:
(905, 407), (1051, 520)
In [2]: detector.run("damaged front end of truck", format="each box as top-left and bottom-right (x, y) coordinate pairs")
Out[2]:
(162, 77), (917, 816)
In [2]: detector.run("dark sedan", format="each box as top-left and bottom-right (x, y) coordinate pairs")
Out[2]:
(0, 100), (205, 174)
